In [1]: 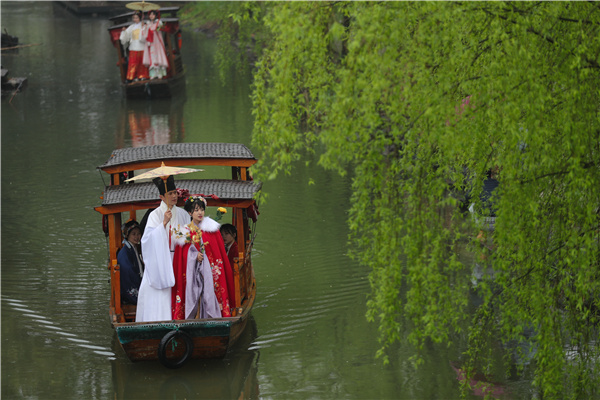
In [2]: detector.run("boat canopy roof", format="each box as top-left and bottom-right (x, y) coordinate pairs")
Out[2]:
(108, 17), (179, 32)
(98, 143), (257, 173)
(96, 179), (262, 215)
(109, 6), (180, 23)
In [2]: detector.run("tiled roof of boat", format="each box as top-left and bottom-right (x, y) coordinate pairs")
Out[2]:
(98, 143), (255, 169)
(102, 179), (262, 206)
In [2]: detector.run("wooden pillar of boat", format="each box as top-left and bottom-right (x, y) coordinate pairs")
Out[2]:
(129, 205), (136, 223)
(113, 261), (124, 322)
(108, 212), (123, 321)
(234, 208), (246, 310)
(108, 172), (124, 321)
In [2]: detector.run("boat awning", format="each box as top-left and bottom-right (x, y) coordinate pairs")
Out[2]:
(98, 143), (257, 174)
(108, 16), (180, 32)
(95, 179), (262, 215)
(108, 6), (180, 25)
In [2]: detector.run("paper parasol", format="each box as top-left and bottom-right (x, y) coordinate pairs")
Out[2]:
(124, 162), (203, 182)
(126, 1), (160, 11)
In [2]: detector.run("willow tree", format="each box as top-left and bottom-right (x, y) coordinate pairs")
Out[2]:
(210, 2), (600, 397)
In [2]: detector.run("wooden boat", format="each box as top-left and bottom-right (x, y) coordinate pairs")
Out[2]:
(110, 316), (259, 398)
(1, 30), (19, 48)
(107, 7), (185, 99)
(95, 143), (261, 367)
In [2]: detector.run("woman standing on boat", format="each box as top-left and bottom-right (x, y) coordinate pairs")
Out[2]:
(170, 197), (222, 320)
(143, 10), (169, 80)
(120, 11), (149, 82)
(175, 196), (235, 318)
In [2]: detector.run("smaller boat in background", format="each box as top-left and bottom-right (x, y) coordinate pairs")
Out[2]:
(107, 6), (185, 99)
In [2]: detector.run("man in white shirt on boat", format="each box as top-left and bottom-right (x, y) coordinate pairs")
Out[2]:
(136, 175), (190, 322)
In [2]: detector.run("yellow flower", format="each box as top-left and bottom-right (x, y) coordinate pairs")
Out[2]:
(217, 207), (227, 214)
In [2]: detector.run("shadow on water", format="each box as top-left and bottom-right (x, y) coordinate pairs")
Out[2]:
(110, 315), (260, 400)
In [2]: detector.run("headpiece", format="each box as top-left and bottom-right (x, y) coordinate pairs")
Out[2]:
(122, 220), (141, 238)
(152, 175), (176, 196)
(186, 195), (207, 206)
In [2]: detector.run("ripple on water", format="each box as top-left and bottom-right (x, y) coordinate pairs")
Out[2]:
(251, 261), (369, 350)
(1, 297), (115, 360)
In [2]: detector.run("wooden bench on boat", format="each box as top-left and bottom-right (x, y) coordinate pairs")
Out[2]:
(95, 143), (261, 366)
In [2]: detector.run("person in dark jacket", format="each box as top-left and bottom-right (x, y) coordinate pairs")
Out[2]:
(118, 220), (145, 305)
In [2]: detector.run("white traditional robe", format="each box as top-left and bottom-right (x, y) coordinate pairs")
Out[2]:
(135, 201), (190, 322)
(120, 22), (145, 51)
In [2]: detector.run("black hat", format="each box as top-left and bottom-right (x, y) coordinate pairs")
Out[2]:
(152, 175), (176, 196)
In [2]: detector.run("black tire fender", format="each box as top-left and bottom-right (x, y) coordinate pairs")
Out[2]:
(158, 330), (194, 369)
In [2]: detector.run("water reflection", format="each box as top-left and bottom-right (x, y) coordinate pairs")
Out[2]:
(111, 316), (260, 400)
(115, 96), (187, 148)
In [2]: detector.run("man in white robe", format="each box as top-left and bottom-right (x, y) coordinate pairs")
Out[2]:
(136, 176), (190, 322)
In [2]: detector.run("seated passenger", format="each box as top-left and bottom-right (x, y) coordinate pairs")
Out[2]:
(220, 223), (239, 271)
(118, 220), (144, 305)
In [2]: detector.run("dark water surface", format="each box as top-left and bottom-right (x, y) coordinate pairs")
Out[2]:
(1, 2), (524, 399)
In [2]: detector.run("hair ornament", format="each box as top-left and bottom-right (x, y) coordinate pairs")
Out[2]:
(186, 195), (207, 205)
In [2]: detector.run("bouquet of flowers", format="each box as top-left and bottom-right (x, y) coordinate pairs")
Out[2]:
(188, 223), (205, 253)
(215, 207), (227, 221)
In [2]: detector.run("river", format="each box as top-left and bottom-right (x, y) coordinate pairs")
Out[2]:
(1, 2), (529, 399)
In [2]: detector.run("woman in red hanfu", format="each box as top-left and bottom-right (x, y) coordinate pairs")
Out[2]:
(171, 196), (235, 319)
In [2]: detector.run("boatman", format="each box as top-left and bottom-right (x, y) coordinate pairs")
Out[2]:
(135, 175), (190, 322)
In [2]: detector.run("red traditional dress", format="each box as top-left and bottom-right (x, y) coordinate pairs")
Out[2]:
(171, 217), (235, 319)
(120, 21), (149, 81)
(226, 240), (239, 274)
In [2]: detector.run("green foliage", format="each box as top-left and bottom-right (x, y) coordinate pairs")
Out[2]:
(212, 1), (600, 397)
(181, 2), (272, 83)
